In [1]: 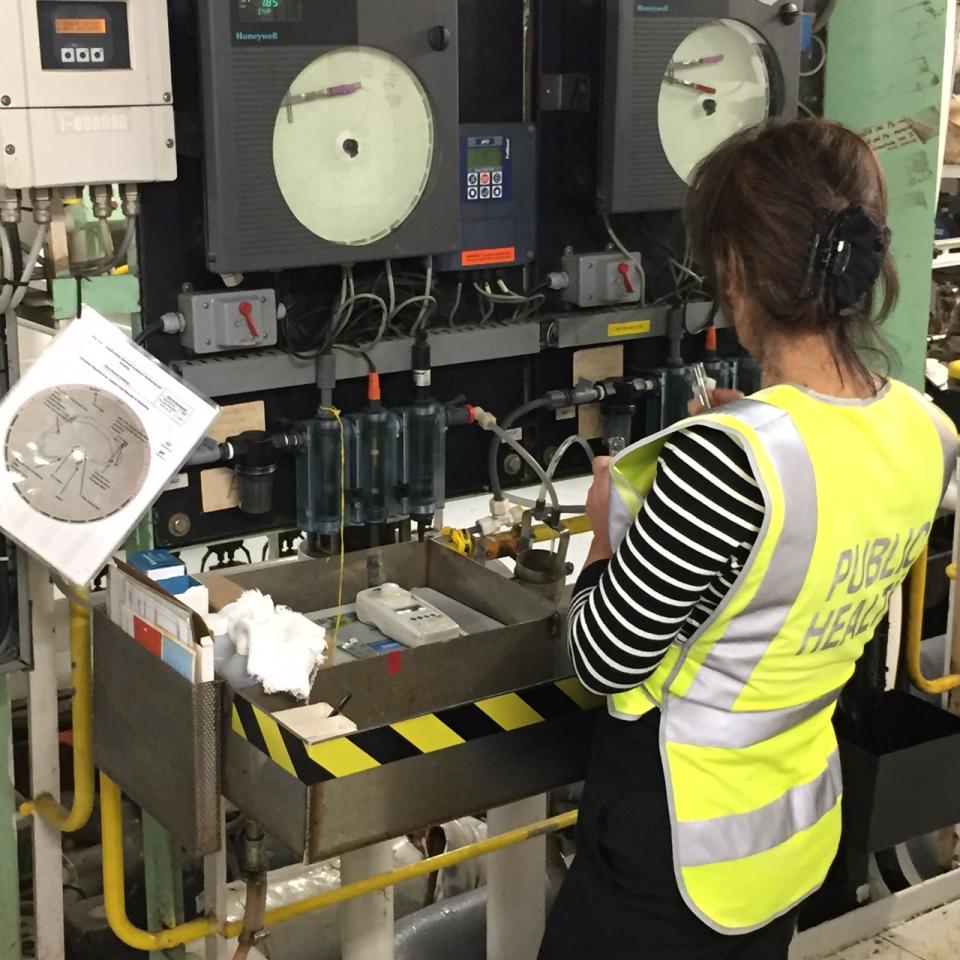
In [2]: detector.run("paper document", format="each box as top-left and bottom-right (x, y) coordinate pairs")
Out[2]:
(0, 310), (218, 585)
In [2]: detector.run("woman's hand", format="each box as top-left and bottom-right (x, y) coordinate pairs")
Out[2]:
(688, 387), (744, 416)
(585, 456), (614, 565)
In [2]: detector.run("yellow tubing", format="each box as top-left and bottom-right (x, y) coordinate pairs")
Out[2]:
(20, 600), (95, 832)
(227, 806), (579, 936)
(101, 774), (219, 950)
(907, 547), (960, 695)
(101, 770), (578, 950)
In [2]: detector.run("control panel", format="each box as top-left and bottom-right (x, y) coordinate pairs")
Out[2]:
(436, 122), (537, 272)
(36, 2), (131, 70)
(0, 0), (175, 189)
(465, 137), (509, 203)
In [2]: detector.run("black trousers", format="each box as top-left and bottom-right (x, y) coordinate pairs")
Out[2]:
(538, 712), (798, 960)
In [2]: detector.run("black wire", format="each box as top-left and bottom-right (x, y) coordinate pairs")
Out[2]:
(134, 321), (165, 346)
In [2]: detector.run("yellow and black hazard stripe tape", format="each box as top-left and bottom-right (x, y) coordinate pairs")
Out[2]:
(230, 678), (603, 786)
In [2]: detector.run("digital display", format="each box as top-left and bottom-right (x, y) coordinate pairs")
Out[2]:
(237, 0), (303, 23)
(55, 17), (106, 34)
(468, 146), (502, 171)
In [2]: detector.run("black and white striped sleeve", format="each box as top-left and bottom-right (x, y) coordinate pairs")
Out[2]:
(568, 426), (766, 696)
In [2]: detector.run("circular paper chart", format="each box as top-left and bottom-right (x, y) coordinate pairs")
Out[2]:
(5, 384), (151, 524)
(273, 45), (435, 246)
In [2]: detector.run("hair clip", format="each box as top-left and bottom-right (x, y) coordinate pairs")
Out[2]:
(798, 209), (836, 301)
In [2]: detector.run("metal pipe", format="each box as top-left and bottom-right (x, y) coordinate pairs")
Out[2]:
(20, 599), (95, 832)
(341, 840), (395, 960)
(907, 547), (960, 694)
(100, 770), (578, 950)
(487, 795), (547, 960)
(233, 821), (268, 960)
(101, 774), (220, 950)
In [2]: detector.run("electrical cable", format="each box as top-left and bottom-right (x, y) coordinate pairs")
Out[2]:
(334, 292), (389, 351)
(800, 34), (827, 77)
(0, 223), (14, 314)
(813, 0), (839, 32)
(385, 259), (396, 318)
(477, 290), (495, 324)
(134, 320), (165, 345)
(798, 102), (816, 118)
(412, 255), (433, 333)
(602, 214), (646, 304)
(474, 282), (545, 305)
(668, 257), (703, 286)
(72, 216), (137, 277)
(448, 280), (463, 327)
(8, 224), (48, 312)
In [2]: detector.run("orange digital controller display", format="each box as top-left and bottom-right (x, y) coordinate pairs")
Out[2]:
(55, 18), (107, 35)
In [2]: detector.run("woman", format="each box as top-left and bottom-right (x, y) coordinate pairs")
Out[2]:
(538, 118), (957, 960)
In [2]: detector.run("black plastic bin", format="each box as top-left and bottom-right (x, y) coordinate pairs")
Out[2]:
(837, 690), (960, 853)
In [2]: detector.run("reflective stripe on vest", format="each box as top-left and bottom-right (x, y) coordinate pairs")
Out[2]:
(602, 381), (954, 935)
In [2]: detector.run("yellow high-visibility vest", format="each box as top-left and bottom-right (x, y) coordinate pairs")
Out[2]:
(605, 381), (956, 934)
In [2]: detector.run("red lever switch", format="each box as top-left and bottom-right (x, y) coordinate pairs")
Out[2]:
(238, 301), (259, 339)
(618, 262), (635, 295)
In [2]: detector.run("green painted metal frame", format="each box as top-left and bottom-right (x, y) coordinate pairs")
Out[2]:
(0, 677), (21, 960)
(824, 0), (954, 390)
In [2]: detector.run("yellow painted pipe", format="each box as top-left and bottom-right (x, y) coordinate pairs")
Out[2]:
(101, 773), (219, 950)
(226, 807), (579, 936)
(101, 770), (578, 951)
(20, 600), (95, 832)
(907, 547), (960, 695)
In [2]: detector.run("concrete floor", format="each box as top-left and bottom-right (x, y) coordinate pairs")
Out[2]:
(823, 900), (960, 959)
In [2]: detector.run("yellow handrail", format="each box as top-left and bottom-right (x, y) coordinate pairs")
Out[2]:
(101, 771), (577, 950)
(20, 600), (95, 832)
(907, 547), (960, 694)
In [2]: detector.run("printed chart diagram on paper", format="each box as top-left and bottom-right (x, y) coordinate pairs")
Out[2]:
(0, 310), (219, 586)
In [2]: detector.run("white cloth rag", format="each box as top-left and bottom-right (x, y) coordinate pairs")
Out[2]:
(220, 590), (327, 700)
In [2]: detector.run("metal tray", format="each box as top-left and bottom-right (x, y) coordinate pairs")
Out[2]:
(219, 540), (600, 860)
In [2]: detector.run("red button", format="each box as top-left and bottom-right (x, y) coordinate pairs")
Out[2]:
(480, 171), (491, 185)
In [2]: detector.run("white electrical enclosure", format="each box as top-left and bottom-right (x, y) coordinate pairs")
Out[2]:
(0, 0), (176, 188)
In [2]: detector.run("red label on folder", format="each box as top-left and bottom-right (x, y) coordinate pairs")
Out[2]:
(133, 616), (162, 658)
(461, 246), (516, 268)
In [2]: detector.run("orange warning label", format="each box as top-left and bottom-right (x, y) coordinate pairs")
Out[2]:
(461, 247), (517, 268)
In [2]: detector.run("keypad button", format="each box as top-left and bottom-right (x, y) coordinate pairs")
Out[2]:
(61, 48), (76, 62)
(479, 186), (491, 199)
(91, 48), (104, 63)
(492, 171), (503, 185)
(76, 48), (90, 62)
(479, 171), (491, 185)
(467, 172), (478, 186)
(467, 186), (479, 200)
(492, 185), (503, 199)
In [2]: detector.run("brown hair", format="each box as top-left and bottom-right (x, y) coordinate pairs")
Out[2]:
(685, 118), (898, 390)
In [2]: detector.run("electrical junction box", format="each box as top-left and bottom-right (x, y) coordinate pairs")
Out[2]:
(435, 122), (537, 272)
(198, 0), (460, 273)
(0, 0), (176, 189)
(598, 0), (801, 213)
(179, 289), (278, 356)
(561, 251), (644, 307)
